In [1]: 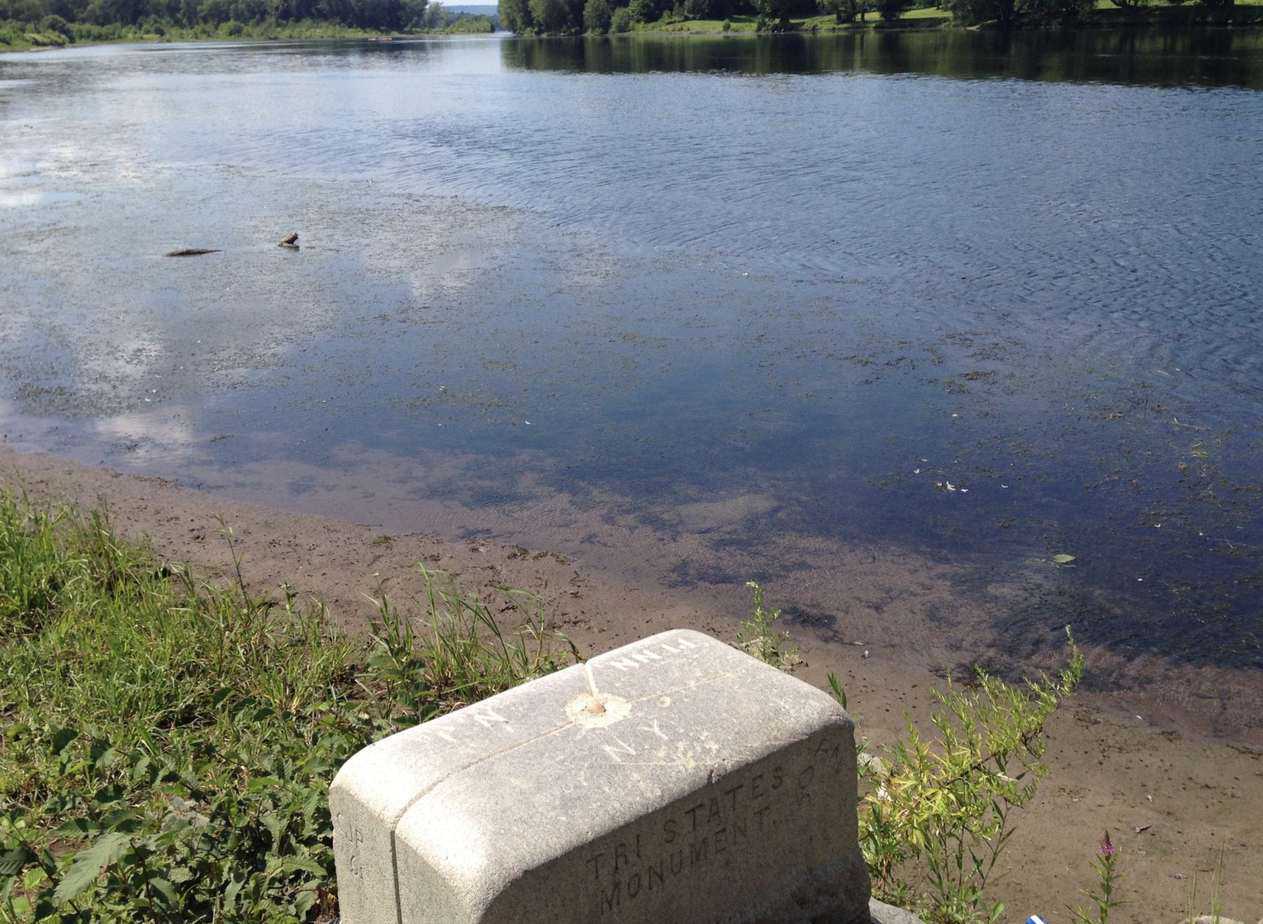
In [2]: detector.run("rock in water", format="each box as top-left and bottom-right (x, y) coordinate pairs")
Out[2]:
(279, 232), (299, 249)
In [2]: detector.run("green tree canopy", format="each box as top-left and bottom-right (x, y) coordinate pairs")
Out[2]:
(582, 0), (609, 30)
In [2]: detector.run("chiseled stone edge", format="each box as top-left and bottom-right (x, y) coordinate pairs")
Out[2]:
(332, 661), (591, 923)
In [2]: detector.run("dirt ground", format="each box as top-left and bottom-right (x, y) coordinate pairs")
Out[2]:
(2, 444), (1259, 922)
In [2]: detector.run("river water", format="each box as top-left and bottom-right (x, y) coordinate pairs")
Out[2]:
(1, 31), (1261, 730)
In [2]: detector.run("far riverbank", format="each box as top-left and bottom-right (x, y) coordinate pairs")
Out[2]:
(6, 2), (1263, 55)
(0, 17), (492, 53)
(631, 1), (1263, 33)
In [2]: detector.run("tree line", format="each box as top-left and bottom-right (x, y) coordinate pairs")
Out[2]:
(499, 0), (818, 36)
(500, 0), (1238, 34)
(0, 0), (488, 38)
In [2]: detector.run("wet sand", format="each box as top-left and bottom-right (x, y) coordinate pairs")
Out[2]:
(3, 442), (1260, 919)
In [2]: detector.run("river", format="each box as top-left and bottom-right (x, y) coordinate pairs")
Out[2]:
(1, 30), (1261, 735)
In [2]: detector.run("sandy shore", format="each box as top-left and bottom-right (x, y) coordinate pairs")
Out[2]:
(2, 443), (1259, 919)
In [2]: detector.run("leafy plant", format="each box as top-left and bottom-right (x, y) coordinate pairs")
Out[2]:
(856, 629), (1084, 924)
(737, 580), (801, 669)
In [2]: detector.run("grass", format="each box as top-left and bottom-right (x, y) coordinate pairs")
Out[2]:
(640, 7), (951, 32)
(635, 0), (1263, 34)
(0, 493), (573, 921)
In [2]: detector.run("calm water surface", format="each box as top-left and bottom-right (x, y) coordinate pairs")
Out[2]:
(1, 32), (1261, 702)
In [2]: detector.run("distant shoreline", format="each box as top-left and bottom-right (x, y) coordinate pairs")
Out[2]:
(0, 19), (495, 54)
(4, 5), (1263, 54)
(602, 3), (1263, 34)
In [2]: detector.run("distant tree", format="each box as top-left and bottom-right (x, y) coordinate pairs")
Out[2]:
(755, 0), (811, 26)
(582, 0), (609, 28)
(626, 0), (660, 21)
(943, 0), (1089, 25)
(40, 11), (73, 31)
(312, 0), (352, 22)
(45, 0), (89, 19)
(876, 0), (902, 17)
(399, 0), (426, 25)
(82, 0), (143, 23)
(528, 0), (570, 29)
(0, 0), (44, 18)
(681, 0), (729, 17)
(609, 2), (630, 25)
(819, 0), (860, 22)
(1019, 0), (1092, 20)
(420, 0), (447, 25)
(356, 0), (403, 27)
(754, 0), (784, 25)
(498, 0), (531, 29)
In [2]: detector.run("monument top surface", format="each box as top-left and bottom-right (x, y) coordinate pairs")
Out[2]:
(332, 629), (870, 923)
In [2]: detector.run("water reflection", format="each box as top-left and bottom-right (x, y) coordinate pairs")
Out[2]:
(502, 29), (1263, 87)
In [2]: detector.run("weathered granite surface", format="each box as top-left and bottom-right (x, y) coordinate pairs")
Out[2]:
(331, 628), (873, 923)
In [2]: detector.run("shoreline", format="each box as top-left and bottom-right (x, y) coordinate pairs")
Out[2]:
(2, 441), (1260, 917)
(0, 23), (493, 54)
(6, 9), (1263, 55)
(636, 4), (1263, 32)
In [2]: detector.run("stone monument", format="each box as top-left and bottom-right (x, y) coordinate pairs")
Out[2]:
(332, 628), (914, 923)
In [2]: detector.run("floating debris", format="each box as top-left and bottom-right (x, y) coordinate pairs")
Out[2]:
(279, 232), (299, 249)
(165, 248), (220, 257)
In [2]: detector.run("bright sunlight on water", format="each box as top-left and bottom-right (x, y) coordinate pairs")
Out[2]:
(2, 31), (1261, 730)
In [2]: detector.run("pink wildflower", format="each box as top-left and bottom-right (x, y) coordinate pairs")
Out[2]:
(1099, 831), (1115, 858)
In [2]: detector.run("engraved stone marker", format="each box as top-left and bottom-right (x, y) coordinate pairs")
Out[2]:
(331, 629), (873, 923)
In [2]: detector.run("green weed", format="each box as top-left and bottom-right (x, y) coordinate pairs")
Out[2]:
(0, 493), (573, 921)
(847, 629), (1084, 924)
(737, 580), (801, 670)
